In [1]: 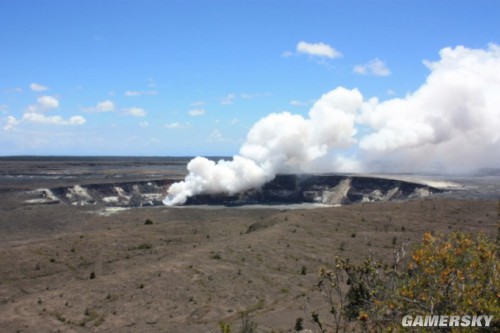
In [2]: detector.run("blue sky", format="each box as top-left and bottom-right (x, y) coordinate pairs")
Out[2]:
(1, 0), (499, 156)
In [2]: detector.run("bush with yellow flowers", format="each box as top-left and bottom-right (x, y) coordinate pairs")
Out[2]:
(312, 231), (499, 332)
(389, 231), (499, 331)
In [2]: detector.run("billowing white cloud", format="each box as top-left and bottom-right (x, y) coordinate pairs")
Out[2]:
(296, 41), (342, 59)
(164, 44), (500, 205)
(357, 44), (500, 172)
(164, 86), (361, 205)
(30, 83), (49, 92)
(123, 107), (147, 117)
(188, 109), (206, 116)
(82, 100), (115, 113)
(354, 58), (391, 76)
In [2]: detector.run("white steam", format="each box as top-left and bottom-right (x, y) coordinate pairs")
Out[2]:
(358, 44), (500, 172)
(164, 87), (362, 205)
(164, 44), (500, 205)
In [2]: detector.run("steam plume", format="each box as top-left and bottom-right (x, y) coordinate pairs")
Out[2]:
(164, 87), (362, 205)
(164, 44), (500, 205)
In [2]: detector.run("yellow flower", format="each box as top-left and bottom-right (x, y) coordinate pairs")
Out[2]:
(423, 232), (434, 244)
(358, 312), (369, 321)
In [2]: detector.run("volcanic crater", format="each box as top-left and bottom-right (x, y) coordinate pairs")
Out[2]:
(25, 174), (442, 208)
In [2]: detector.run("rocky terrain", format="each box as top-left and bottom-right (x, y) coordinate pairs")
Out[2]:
(20, 174), (441, 209)
(0, 157), (497, 333)
(185, 174), (442, 206)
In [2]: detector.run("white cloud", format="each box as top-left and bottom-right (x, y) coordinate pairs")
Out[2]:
(139, 121), (149, 128)
(25, 95), (60, 114)
(220, 94), (236, 105)
(37, 95), (59, 110)
(3, 87), (22, 94)
(30, 83), (49, 92)
(164, 87), (362, 205)
(357, 44), (500, 173)
(164, 45), (500, 206)
(18, 95), (86, 127)
(188, 109), (206, 116)
(165, 122), (190, 130)
(125, 90), (158, 97)
(296, 41), (342, 59)
(3, 116), (19, 131)
(82, 100), (115, 113)
(281, 50), (294, 58)
(68, 115), (86, 125)
(208, 129), (223, 141)
(123, 107), (147, 117)
(354, 58), (391, 76)
(289, 99), (315, 107)
(289, 100), (310, 107)
(240, 92), (272, 99)
(23, 113), (85, 126)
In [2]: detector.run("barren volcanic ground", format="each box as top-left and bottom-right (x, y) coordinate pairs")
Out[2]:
(0, 157), (498, 333)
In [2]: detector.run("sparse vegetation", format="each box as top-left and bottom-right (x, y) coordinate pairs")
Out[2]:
(144, 218), (154, 225)
(128, 242), (153, 251)
(219, 314), (258, 333)
(239, 314), (258, 333)
(310, 231), (499, 332)
(294, 317), (304, 331)
(210, 252), (222, 260)
(1, 171), (497, 333)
